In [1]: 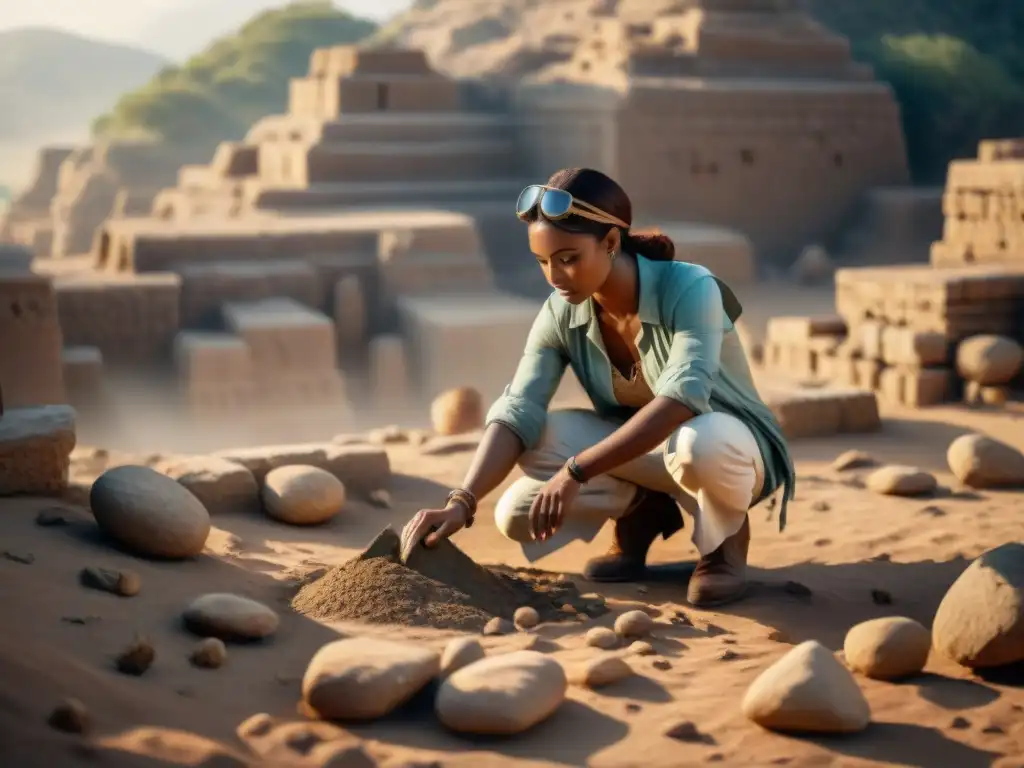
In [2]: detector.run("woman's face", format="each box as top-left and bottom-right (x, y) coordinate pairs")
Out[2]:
(528, 220), (617, 304)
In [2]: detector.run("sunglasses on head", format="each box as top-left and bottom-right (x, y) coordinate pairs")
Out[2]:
(515, 185), (630, 229)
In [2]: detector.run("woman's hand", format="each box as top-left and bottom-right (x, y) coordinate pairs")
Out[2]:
(400, 500), (471, 562)
(529, 467), (581, 541)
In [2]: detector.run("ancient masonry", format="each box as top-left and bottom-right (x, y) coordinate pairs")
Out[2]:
(764, 140), (1024, 408)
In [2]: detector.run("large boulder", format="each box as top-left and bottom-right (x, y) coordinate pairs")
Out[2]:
(261, 465), (345, 525)
(742, 641), (870, 733)
(956, 335), (1023, 386)
(947, 433), (1024, 489)
(843, 617), (931, 680)
(90, 465), (210, 558)
(302, 637), (439, 721)
(435, 651), (567, 735)
(932, 543), (1024, 669)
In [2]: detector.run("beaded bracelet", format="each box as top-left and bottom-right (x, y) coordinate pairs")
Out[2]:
(446, 488), (478, 528)
(566, 456), (587, 484)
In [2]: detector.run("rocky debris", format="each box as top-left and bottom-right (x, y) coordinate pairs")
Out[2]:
(435, 651), (567, 735)
(47, 698), (90, 734)
(35, 507), (76, 526)
(514, 606), (540, 629)
(79, 566), (140, 597)
(628, 640), (656, 656)
(90, 465), (211, 559)
(932, 542), (1024, 668)
(742, 640), (871, 733)
(302, 637), (440, 721)
(430, 387), (484, 436)
(0, 405), (77, 496)
(586, 627), (619, 649)
(154, 456), (259, 515)
(190, 638), (227, 669)
(440, 637), (485, 679)
(116, 636), (155, 676)
(367, 489), (392, 508)
(614, 610), (653, 638)
(832, 450), (876, 472)
(865, 465), (938, 497)
(956, 335), (1024, 386)
(947, 433), (1024, 489)
(214, 443), (390, 494)
(182, 593), (279, 641)
(790, 244), (834, 285)
(483, 617), (514, 636)
(569, 655), (634, 688)
(237, 713), (375, 767)
(261, 464), (346, 525)
(665, 720), (716, 745)
(843, 617), (931, 680)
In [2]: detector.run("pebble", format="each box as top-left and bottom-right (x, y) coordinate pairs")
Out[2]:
(947, 434), (1024, 489)
(430, 387), (484, 436)
(367, 489), (392, 509)
(628, 640), (656, 656)
(844, 617), (931, 680)
(831, 450), (875, 472)
(47, 698), (90, 734)
(79, 566), (140, 597)
(435, 651), (566, 735)
(90, 465), (211, 558)
(514, 606), (540, 630)
(482, 617), (514, 636)
(116, 636), (155, 676)
(665, 721), (716, 745)
(741, 640), (870, 733)
(302, 637), (440, 720)
(36, 508), (73, 527)
(585, 627), (619, 649)
(440, 637), (485, 679)
(182, 593), (279, 641)
(261, 465), (346, 526)
(570, 655), (634, 688)
(866, 466), (937, 497)
(614, 610), (653, 638)
(190, 638), (228, 669)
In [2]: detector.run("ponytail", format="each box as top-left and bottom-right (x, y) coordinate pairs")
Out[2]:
(622, 228), (676, 262)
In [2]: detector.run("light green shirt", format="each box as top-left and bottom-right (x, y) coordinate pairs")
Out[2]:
(485, 256), (796, 530)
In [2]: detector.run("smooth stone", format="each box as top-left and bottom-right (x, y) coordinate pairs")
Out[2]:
(614, 610), (653, 638)
(435, 651), (567, 735)
(832, 450), (875, 472)
(190, 638), (228, 669)
(628, 640), (656, 656)
(302, 637), (440, 721)
(586, 627), (619, 649)
(843, 617), (931, 680)
(262, 465), (346, 525)
(440, 637), (485, 679)
(947, 434), (1024, 489)
(183, 593), (279, 641)
(514, 606), (540, 630)
(956, 335), (1023, 386)
(865, 465), (937, 497)
(570, 655), (634, 688)
(430, 387), (484, 436)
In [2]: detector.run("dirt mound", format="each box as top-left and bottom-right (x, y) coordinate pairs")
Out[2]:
(291, 526), (606, 630)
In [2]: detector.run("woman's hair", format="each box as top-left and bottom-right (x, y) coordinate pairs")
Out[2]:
(522, 167), (676, 262)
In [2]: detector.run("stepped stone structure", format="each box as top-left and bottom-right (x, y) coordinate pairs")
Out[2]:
(0, 147), (73, 255)
(764, 140), (1024, 408)
(514, 0), (909, 259)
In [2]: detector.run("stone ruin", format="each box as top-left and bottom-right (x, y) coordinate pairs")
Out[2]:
(764, 139), (1024, 408)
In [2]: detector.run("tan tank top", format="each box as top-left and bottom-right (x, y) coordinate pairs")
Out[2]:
(610, 363), (656, 409)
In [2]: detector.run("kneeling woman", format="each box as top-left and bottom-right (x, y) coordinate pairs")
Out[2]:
(400, 168), (795, 607)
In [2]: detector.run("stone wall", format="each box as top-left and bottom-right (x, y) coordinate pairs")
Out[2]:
(0, 273), (66, 407)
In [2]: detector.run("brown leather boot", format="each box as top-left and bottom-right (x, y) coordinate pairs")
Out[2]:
(687, 515), (750, 607)
(583, 489), (684, 582)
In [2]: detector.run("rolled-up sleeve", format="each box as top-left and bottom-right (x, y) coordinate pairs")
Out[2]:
(484, 298), (568, 449)
(652, 275), (726, 415)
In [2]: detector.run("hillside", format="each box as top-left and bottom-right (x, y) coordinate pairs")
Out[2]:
(93, 2), (379, 146)
(373, 0), (1024, 184)
(0, 27), (167, 143)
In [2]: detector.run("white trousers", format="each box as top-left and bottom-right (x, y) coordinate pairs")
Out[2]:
(494, 408), (765, 562)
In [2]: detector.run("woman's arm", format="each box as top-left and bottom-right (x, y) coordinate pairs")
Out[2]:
(458, 421), (526, 500)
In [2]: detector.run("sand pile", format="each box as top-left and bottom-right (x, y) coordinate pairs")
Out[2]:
(292, 526), (606, 630)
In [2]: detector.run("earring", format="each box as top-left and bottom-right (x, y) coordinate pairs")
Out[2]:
(609, 249), (617, 260)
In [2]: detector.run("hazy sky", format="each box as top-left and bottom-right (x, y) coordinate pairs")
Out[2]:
(0, 0), (413, 57)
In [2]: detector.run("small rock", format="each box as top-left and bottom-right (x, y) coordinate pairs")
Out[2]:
(614, 610), (653, 638)
(741, 640), (871, 733)
(36, 508), (73, 527)
(832, 450), (875, 472)
(783, 581), (812, 599)
(79, 566), (140, 597)
(430, 387), (484, 436)
(261, 465), (346, 526)
(182, 593), (279, 641)
(626, 703), (642, 713)
(116, 636), (155, 676)
(303, 637), (440, 721)
(811, 501), (830, 512)
(482, 617), (513, 636)
(48, 698), (89, 734)
(435, 650), (567, 735)
(947, 434), (1024, 489)
(932, 542), (1024, 668)
(718, 649), (741, 662)
(920, 505), (946, 517)
(570, 655), (634, 688)
(844, 617), (931, 680)
(367, 489), (392, 509)
(90, 465), (211, 559)
(628, 640), (656, 656)
(871, 589), (893, 605)
(514, 606), (540, 630)
(560, 603), (576, 614)
(956, 335), (1023, 386)
(653, 659), (672, 671)
(190, 638), (227, 669)
(951, 716), (970, 730)
(440, 637), (485, 679)
(866, 465), (937, 497)
(2, 551), (34, 564)
(665, 720), (716, 745)
(585, 627), (619, 649)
